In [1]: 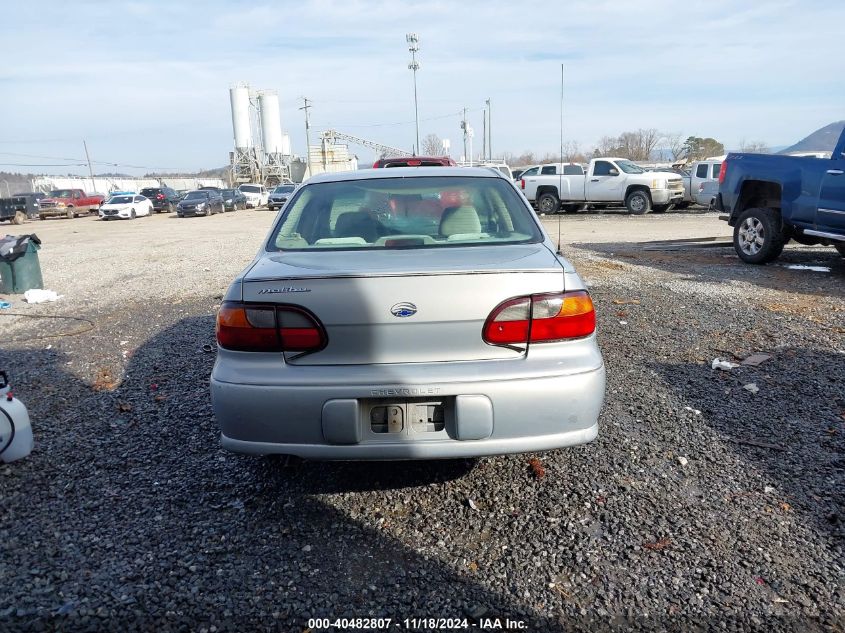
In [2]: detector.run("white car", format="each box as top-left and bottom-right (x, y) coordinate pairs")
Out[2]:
(99, 195), (153, 220)
(237, 184), (269, 208)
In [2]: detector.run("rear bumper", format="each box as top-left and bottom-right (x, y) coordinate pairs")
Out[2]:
(211, 352), (606, 460)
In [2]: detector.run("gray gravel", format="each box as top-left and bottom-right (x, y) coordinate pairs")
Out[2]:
(0, 210), (843, 631)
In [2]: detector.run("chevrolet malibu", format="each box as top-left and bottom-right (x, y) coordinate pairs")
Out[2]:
(211, 167), (605, 459)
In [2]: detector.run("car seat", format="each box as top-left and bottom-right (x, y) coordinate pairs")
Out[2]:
(439, 206), (482, 237)
(334, 210), (381, 243)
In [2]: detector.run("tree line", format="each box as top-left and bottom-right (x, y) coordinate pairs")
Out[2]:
(420, 130), (770, 166)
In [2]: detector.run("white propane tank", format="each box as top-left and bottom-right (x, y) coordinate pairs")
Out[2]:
(0, 371), (34, 463)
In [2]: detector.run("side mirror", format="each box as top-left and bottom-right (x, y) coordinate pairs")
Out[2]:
(608, 168), (619, 176)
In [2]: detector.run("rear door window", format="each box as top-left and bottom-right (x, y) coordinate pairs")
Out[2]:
(710, 163), (721, 178)
(563, 165), (584, 175)
(696, 164), (708, 178)
(270, 176), (542, 251)
(540, 165), (557, 175)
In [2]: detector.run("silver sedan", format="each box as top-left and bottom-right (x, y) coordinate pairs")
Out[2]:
(211, 167), (605, 459)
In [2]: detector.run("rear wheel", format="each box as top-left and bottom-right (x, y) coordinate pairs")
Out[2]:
(537, 192), (560, 214)
(12, 211), (26, 225)
(733, 207), (787, 264)
(561, 204), (581, 214)
(625, 190), (651, 215)
(39, 214), (47, 220)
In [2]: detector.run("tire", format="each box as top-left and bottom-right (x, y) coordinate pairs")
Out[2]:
(12, 211), (26, 225)
(652, 204), (670, 213)
(674, 202), (691, 210)
(130, 209), (136, 220)
(561, 204), (580, 214)
(537, 192), (560, 214)
(835, 243), (845, 257)
(39, 214), (46, 220)
(625, 190), (652, 215)
(66, 207), (75, 220)
(733, 207), (787, 264)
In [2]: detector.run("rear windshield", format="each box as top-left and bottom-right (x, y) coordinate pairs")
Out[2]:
(184, 191), (208, 200)
(140, 188), (160, 196)
(240, 185), (261, 193)
(269, 176), (542, 251)
(109, 196), (132, 204)
(49, 190), (75, 198)
(273, 185), (295, 193)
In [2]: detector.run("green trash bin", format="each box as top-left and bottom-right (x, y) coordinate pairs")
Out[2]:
(0, 236), (44, 294)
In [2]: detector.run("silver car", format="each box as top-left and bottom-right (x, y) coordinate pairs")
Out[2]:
(211, 167), (605, 459)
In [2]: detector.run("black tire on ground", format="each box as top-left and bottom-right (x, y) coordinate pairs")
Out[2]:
(39, 214), (46, 220)
(733, 207), (787, 264)
(537, 192), (560, 214)
(835, 243), (845, 257)
(625, 190), (652, 215)
(561, 204), (581, 214)
(674, 202), (691, 210)
(652, 204), (670, 213)
(12, 211), (26, 225)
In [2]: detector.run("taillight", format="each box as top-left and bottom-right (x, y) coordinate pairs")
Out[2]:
(216, 302), (326, 352)
(156, 193), (164, 199)
(406, 159), (422, 166)
(520, 179), (526, 190)
(718, 161), (728, 184)
(372, 160), (380, 168)
(483, 291), (595, 345)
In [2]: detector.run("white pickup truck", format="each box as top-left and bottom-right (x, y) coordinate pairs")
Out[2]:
(519, 158), (685, 214)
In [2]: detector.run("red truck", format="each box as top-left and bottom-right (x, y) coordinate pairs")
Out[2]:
(38, 189), (105, 219)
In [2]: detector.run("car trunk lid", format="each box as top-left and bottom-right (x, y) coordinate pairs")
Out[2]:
(242, 244), (565, 365)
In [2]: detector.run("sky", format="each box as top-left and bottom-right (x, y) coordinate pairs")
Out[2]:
(0, 0), (843, 176)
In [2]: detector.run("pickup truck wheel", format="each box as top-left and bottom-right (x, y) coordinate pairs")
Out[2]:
(652, 204), (670, 213)
(537, 193), (560, 214)
(39, 214), (46, 220)
(625, 190), (651, 215)
(733, 207), (786, 264)
(12, 211), (26, 225)
(561, 204), (580, 214)
(835, 243), (845, 257)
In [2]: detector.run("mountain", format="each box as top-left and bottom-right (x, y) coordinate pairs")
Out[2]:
(779, 120), (845, 154)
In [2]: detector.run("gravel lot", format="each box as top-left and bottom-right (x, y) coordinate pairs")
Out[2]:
(1, 207), (843, 631)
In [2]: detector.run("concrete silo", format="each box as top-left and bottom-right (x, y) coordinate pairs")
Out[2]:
(258, 90), (290, 184)
(229, 83), (261, 184)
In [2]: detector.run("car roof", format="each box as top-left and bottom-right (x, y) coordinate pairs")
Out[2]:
(306, 166), (501, 184)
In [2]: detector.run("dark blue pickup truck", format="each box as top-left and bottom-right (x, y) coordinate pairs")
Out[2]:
(716, 128), (845, 263)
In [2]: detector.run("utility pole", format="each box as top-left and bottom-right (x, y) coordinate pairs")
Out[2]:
(299, 97), (312, 177)
(482, 109), (487, 162)
(406, 33), (421, 155)
(461, 107), (468, 162)
(82, 140), (96, 193)
(485, 98), (491, 161)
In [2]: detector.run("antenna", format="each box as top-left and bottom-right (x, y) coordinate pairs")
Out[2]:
(557, 64), (564, 254)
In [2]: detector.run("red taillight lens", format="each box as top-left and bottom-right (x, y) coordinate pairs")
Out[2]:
(216, 302), (326, 352)
(156, 193), (164, 199)
(520, 179), (526, 190)
(483, 291), (595, 345)
(718, 161), (728, 184)
(406, 159), (422, 166)
(372, 160), (380, 168)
